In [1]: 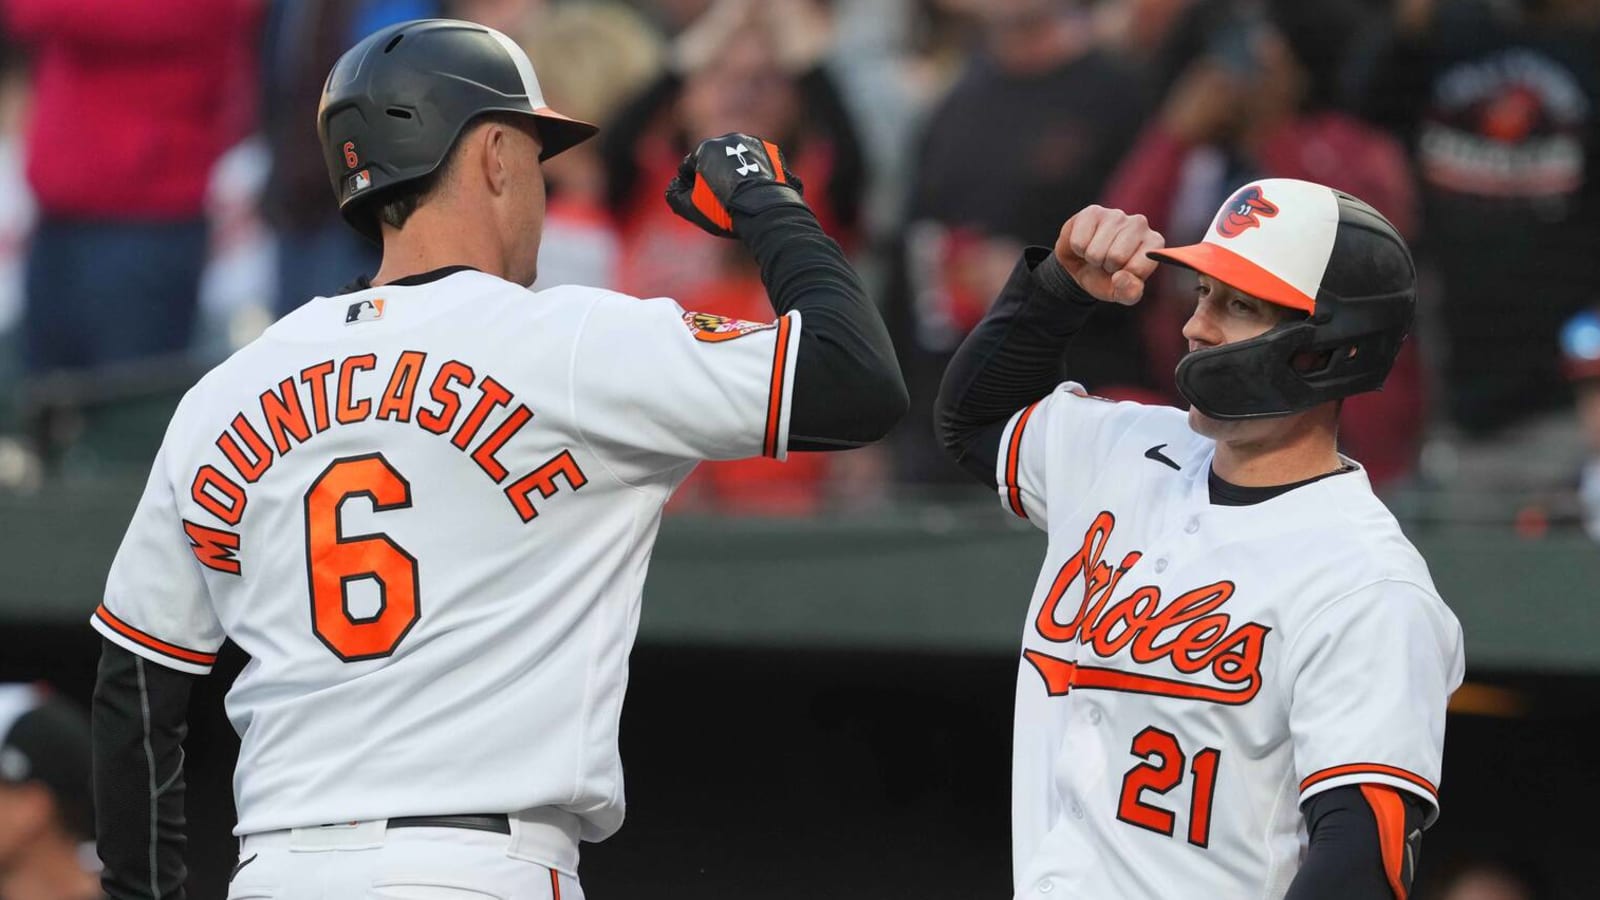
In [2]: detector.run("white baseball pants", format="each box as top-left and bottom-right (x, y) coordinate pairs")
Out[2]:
(227, 812), (583, 900)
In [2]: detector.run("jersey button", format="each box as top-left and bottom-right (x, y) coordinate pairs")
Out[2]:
(1088, 708), (1102, 724)
(1153, 558), (1168, 573)
(1184, 517), (1200, 534)
(1037, 879), (1055, 894)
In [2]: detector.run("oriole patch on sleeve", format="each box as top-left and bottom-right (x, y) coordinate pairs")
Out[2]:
(682, 311), (778, 343)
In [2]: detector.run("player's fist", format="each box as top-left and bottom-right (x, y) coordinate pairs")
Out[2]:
(665, 133), (806, 239)
(1054, 206), (1165, 306)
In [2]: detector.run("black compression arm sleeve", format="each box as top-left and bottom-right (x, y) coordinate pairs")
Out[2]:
(733, 200), (908, 450)
(1285, 785), (1427, 900)
(934, 247), (1099, 487)
(93, 639), (195, 900)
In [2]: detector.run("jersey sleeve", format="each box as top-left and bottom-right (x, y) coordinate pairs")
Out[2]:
(90, 443), (224, 675)
(571, 294), (802, 472)
(1287, 580), (1465, 826)
(994, 382), (1168, 530)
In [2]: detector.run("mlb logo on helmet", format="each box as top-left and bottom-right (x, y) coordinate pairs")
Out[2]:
(346, 299), (385, 324)
(350, 169), (372, 196)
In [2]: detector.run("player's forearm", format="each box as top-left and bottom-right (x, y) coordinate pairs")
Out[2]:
(92, 640), (194, 900)
(934, 247), (1097, 486)
(736, 201), (909, 449)
(1285, 786), (1423, 900)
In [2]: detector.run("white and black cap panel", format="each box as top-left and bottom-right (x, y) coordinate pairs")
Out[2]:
(1150, 178), (1343, 314)
(482, 24), (549, 109)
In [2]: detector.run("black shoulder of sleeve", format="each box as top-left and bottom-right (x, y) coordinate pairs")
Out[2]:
(93, 639), (195, 900)
(933, 247), (1097, 488)
(1286, 785), (1427, 900)
(733, 201), (907, 450)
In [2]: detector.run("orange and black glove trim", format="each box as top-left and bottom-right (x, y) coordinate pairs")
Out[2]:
(665, 132), (806, 239)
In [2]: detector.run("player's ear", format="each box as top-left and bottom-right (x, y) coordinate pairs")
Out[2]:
(464, 120), (505, 196)
(476, 121), (511, 197)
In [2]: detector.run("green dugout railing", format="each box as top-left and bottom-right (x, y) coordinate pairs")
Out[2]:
(3, 482), (1597, 672)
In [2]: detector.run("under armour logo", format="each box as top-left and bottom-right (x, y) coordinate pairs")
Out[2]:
(726, 143), (759, 176)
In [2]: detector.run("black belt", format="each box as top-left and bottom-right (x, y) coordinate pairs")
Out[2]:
(387, 813), (510, 835)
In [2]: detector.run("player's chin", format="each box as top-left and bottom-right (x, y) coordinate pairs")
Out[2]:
(1187, 405), (1226, 439)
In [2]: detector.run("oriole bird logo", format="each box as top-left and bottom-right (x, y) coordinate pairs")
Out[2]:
(1215, 186), (1280, 238)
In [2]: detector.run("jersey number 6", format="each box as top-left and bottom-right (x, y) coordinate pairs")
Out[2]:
(304, 453), (420, 662)
(1116, 726), (1221, 849)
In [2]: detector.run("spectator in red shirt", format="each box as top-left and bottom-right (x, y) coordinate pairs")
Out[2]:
(1104, 0), (1424, 486)
(600, 0), (870, 515)
(1, 0), (259, 375)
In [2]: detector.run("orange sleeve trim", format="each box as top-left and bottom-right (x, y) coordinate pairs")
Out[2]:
(1361, 784), (1410, 900)
(762, 314), (795, 458)
(762, 140), (786, 183)
(94, 604), (218, 667)
(1004, 402), (1041, 519)
(1299, 763), (1437, 801)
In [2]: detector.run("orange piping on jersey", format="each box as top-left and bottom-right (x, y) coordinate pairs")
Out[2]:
(762, 140), (786, 183)
(1300, 764), (1438, 802)
(549, 869), (562, 900)
(94, 604), (219, 667)
(1361, 784), (1409, 900)
(1004, 402), (1041, 519)
(763, 314), (794, 458)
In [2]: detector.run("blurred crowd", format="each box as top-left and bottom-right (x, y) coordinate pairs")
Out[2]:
(0, 0), (1598, 526)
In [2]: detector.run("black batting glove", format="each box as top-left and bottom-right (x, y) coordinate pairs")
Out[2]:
(665, 133), (807, 239)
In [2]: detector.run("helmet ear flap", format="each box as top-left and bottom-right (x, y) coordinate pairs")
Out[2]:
(1176, 322), (1322, 420)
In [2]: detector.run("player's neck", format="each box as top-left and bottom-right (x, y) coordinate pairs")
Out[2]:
(1211, 413), (1343, 488)
(373, 208), (512, 287)
(0, 834), (99, 900)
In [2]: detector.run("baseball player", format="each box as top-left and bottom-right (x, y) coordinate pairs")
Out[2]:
(89, 19), (905, 900)
(936, 180), (1465, 899)
(0, 684), (101, 900)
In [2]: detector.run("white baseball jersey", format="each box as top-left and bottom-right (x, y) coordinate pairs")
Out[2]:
(996, 384), (1464, 900)
(91, 269), (801, 841)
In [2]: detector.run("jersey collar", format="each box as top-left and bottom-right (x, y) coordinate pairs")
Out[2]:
(338, 265), (481, 295)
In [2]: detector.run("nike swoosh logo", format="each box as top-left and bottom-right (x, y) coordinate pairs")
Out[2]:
(1144, 444), (1180, 471)
(230, 853), (258, 882)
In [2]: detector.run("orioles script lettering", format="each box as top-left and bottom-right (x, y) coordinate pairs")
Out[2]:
(1023, 510), (1269, 705)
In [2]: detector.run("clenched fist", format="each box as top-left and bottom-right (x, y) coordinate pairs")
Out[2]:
(665, 133), (806, 239)
(1055, 205), (1165, 305)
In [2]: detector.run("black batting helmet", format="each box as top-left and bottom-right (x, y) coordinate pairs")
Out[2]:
(1149, 178), (1416, 420)
(318, 18), (598, 243)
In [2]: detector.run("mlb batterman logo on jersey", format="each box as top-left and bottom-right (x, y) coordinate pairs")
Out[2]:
(346, 298), (384, 324)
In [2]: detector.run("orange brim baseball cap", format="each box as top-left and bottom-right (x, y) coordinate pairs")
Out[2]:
(1149, 178), (1345, 315)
